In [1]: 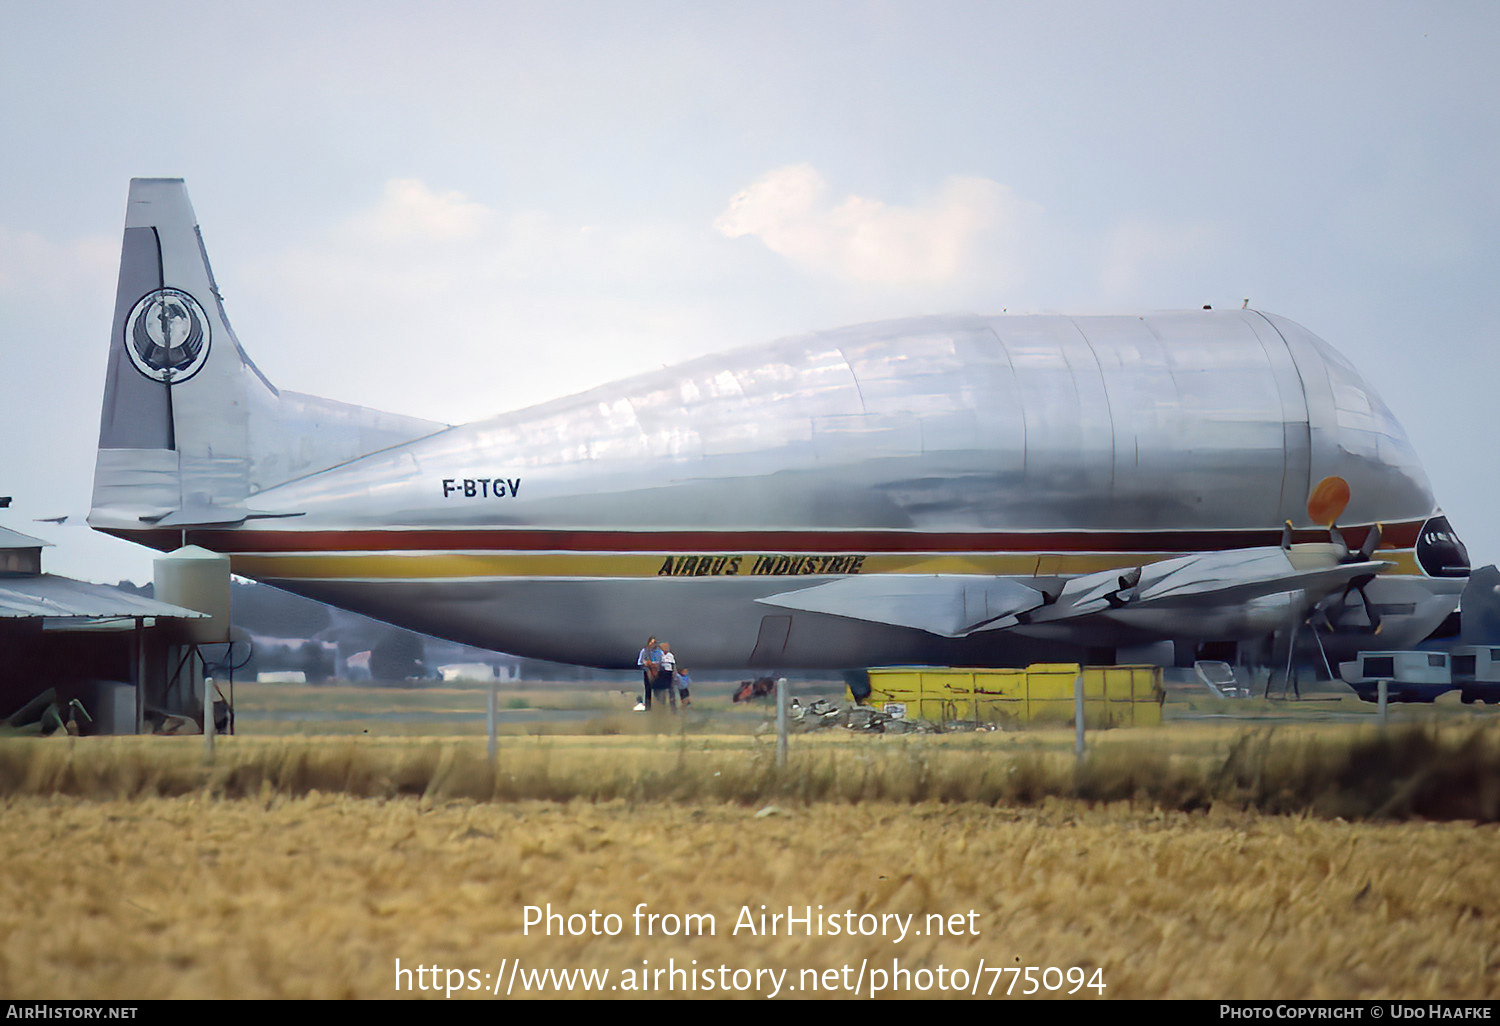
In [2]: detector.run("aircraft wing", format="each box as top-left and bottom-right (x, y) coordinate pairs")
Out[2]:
(1134, 553), (1391, 608)
(756, 575), (1048, 638)
(1025, 549), (1392, 624)
(758, 547), (1393, 638)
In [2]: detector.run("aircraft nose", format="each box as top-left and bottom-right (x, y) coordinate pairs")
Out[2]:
(1416, 514), (1470, 578)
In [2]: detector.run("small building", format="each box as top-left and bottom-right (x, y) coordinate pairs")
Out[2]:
(1, 525), (208, 733)
(1338, 650), (1454, 703)
(438, 661), (521, 683)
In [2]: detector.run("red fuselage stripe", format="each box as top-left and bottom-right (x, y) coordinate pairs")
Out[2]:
(112, 521), (1422, 555)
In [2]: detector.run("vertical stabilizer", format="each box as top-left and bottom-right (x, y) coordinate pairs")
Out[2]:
(92, 178), (272, 528)
(91, 179), (447, 534)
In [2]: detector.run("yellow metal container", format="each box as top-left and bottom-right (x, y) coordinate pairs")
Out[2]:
(1025, 698), (1075, 726)
(865, 668), (973, 722)
(923, 671), (975, 721)
(971, 668), (1028, 699)
(865, 669), (924, 698)
(969, 669), (1027, 726)
(1026, 663), (1083, 701)
(1116, 665), (1164, 726)
(859, 663), (1163, 728)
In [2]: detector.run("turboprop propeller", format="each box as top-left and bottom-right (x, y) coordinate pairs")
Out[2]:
(1262, 477), (1389, 694)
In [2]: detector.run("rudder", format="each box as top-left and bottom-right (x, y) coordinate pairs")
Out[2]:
(91, 179), (448, 535)
(93, 179), (275, 529)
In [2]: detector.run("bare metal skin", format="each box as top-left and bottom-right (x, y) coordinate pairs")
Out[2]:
(90, 180), (1466, 670)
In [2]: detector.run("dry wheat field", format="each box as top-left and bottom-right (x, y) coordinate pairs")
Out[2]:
(1, 723), (1498, 1000)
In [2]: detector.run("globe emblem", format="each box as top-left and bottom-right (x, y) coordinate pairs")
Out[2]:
(125, 288), (211, 382)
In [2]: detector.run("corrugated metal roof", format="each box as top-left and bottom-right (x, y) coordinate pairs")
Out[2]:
(0, 574), (207, 620)
(0, 526), (51, 550)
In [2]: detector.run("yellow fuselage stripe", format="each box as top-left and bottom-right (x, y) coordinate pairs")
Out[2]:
(229, 549), (1426, 581)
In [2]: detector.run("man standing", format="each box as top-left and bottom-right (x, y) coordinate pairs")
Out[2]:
(637, 636), (658, 710)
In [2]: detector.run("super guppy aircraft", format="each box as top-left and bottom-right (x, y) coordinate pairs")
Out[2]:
(89, 179), (1470, 670)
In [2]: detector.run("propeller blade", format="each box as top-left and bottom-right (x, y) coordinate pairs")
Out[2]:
(1357, 522), (1383, 562)
(1358, 583), (1382, 634)
(1329, 523), (1348, 559)
(1308, 589), (1343, 632)
(1315, 572), (1379, 633)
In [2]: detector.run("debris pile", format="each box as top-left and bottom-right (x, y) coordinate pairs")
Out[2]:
(732, 677), (778, 702)
(751, 693), (1003, 734)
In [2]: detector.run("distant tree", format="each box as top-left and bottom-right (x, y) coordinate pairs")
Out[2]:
(230, 581), (332, 638)
(297, 641), (336, 683)
(517, 657), (596, 681)
(369, 629), (427, 681)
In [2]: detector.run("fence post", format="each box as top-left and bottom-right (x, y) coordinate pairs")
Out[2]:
(488, 682), (498, 762)
(1074, 671), (1086, 761)
(776, 677), (788, 769)
(201, 653), (214, 762)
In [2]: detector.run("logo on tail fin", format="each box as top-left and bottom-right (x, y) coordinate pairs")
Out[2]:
(125, 287), (211, 382)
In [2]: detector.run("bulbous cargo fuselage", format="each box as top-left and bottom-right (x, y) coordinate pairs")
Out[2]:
(93, 181), (1466, 670)
(258, 309), (1437, 538)
(221, 311), (1458, 667)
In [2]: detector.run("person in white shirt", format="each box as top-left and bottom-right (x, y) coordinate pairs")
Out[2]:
(656, 641), (679, 713)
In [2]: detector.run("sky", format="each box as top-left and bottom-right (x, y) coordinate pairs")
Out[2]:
(1, 0), (1497, 583)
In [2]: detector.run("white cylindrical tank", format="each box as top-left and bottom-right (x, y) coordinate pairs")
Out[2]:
(154, 545), (230, 643)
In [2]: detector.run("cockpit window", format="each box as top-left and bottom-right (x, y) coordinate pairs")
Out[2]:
(1416, 515), (1470, 578)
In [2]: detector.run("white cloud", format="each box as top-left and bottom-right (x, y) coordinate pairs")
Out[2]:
(228, 174), (1229, 431)
(232, 178), (759, 422)
(715, 165), (1042, 290)
(345, 179), (495, 244)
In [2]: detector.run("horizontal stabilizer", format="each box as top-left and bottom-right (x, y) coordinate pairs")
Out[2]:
(140, 506), (304, 528)
(756, 575), (1046, 638)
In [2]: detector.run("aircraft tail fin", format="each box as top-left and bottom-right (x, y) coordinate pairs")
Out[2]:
(92, 178), (274, 529)
(91, 179), (446, 533)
